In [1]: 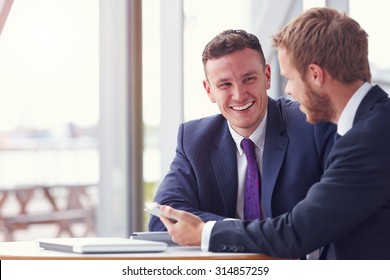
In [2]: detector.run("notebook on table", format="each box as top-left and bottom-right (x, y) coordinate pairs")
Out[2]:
(36, 237), (168, 254)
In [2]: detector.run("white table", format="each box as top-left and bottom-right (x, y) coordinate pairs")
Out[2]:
(0, 241), (277, 260)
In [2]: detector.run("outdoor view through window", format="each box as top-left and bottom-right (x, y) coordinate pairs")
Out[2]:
(0, 0), (99, 241)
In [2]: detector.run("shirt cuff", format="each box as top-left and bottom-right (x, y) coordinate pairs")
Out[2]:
(201, 221), (216, 252)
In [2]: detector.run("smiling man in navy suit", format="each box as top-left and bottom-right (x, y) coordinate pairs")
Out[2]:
(149, 29), (335, 234)
(160, 8), (390, 260)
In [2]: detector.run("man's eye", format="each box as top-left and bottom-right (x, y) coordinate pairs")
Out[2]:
(219, 83), (231, 89)
(244, 77), (255, 83)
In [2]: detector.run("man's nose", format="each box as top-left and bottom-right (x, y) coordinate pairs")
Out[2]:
(284, 83), (291, 96)
(231, 84), (245, 101)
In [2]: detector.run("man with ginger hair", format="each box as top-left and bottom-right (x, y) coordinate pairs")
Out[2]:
(159, 7), (390, 259)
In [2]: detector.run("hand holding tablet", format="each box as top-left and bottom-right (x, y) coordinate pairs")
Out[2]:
(144, 202), (177, 223)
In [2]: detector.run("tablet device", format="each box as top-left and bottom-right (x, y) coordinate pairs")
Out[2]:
(36, 237), (168, 254)
(130, 231), (178, 246)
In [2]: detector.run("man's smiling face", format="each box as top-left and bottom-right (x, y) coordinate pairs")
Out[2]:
(203, 48), (270, 137)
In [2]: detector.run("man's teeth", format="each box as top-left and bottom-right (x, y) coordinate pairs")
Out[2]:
(233, 102), (253, 111)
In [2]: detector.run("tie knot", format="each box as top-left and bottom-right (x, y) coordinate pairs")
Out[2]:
(241, 138), (256, 158)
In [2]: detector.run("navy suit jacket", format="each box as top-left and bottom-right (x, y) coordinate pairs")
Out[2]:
(149, 97), (335, 231)
(209, 86), (390, 259)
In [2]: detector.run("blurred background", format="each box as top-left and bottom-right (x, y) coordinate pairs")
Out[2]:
(0, 0), (389, 241)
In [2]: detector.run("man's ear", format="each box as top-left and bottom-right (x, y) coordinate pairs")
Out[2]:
(203, 79), (216, 103)
(308, 64), (325, 86)
(264, 64), (271, 89)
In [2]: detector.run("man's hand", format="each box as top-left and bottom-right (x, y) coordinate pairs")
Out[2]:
(159, 205), (205, 246)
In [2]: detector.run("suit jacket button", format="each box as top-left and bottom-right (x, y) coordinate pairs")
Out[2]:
(238, 245), (245, 252)
(220, 244), (227, 251)
(232, 245), (238, 252)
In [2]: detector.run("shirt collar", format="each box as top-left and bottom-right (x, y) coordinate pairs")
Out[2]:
(228, 111), (267, 155)
(337, 82), (372, 136)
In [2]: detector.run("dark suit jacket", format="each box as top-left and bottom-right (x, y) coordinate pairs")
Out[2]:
(149, 97), (335, 231)
(208, 86), (390, 259)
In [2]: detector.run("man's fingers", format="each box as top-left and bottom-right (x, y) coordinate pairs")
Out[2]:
(160, 215), (173, 229)
(160, 205), (178, 219)
(159, 212), (183, 245)
(160, 205), (197, 222)
(158, 205), (203, 246)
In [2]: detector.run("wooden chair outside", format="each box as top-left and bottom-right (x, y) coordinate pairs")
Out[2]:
(0, 184), (97, 241)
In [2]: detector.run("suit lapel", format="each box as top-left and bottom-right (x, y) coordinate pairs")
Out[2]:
(209, 121), (238, 217)
(262, 98), (289, 217)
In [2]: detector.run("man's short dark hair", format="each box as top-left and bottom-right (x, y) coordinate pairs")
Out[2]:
(202, 29), (266, 68)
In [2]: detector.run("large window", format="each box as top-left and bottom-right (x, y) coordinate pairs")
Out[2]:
(350, 0), (390, 92)
(0, 0), (98, 241)
(142, 0), (161, 206)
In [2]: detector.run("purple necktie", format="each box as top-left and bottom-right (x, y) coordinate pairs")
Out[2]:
(241, 138), (261, 220)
